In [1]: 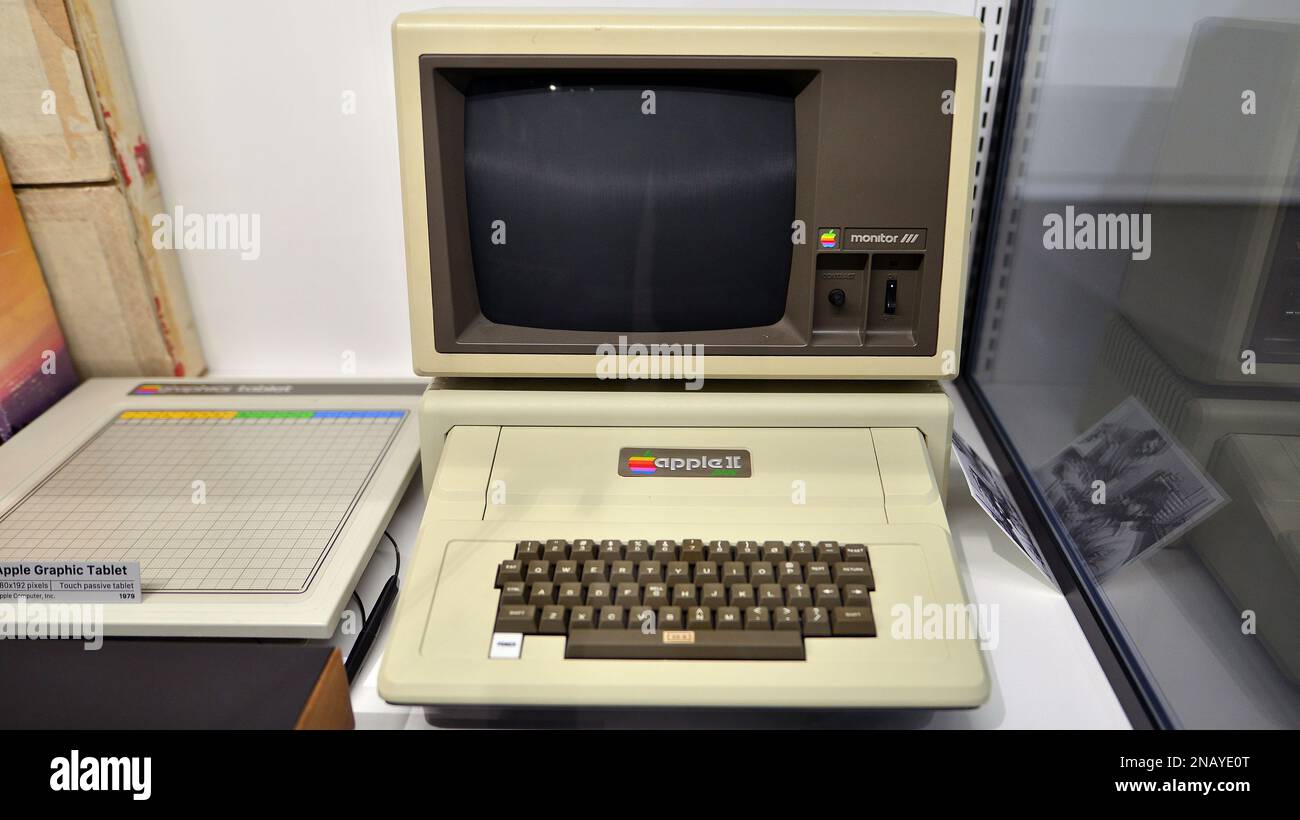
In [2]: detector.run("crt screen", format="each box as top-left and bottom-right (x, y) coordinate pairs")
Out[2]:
(463, 74), (796, 333)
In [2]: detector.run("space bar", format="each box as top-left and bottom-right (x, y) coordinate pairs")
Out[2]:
(565, 631), (805, 660)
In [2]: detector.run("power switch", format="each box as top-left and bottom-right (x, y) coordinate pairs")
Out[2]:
(884, 278), (898, 315)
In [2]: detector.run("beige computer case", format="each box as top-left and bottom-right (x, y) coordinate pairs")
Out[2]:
(392, 9), (983, 381)
(380, 379), (989, 708)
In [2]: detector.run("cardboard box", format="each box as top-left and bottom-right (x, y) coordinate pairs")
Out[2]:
(0, 0), (113, 185)
(0, 0), (205, 377)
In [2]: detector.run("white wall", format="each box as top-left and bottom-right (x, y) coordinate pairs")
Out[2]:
(112, 0), (976, 377)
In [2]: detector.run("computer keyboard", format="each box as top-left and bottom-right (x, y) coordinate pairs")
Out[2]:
(494, 539), (877, 660)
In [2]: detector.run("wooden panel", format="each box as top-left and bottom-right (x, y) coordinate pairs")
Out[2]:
(294, 649), (357, 730)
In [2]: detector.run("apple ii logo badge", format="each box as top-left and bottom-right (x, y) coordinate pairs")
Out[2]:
(618, 448), (751, 478)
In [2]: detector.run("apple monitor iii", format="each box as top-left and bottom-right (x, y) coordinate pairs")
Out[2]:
(380, 9), (988, 713)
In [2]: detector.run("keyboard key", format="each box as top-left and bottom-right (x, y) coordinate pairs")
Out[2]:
(586, 582), (612, 607)
(721, 562), (747, 587)
(700, 583), (726, 606)
(626, 540), (651, 561)
(544, 540), (569, 562)
(745, 606), (771, 630)
(814, 584), (840, 609)
(615, 582), (641, 607)
(529, 582), (555, 607)
(773, 606), (800, 631)
(569, 606), (595, 630)
(652, 540), (679, 561)
(630, 606), (657, 632)
(638, 560), (664, 584)
(688, 606), (712, 630)
(672, 583), (698, 608)
(785, 583), (813, 609)
(706, 541), (733, 562)
(815, 542), (841, 564)
(599, 606), (626, 629)
(500, 581), (527, 604)
(832, 606), (876, 636)
(833, 563), (873, 588)
(843, 583), (871, 607)
(496, 560), (524, 586)
(658, 606), (683, 629)
(666, 561), (692, 583)
(842, 543), (869, 562)
(694, 561), (719, 583)
(805, 562), (832, 586)
(715, 607), (743, 630)
(680, 539), (706, 562)
(748, 561), (774, 584)
(565, 630), (804, 660)
(581, 560), (607, 586)
(761, 541), (787, 561)
(599, 541), (623, 561)
(803, 606), (831, 636)
(553, 560), (579, 585)
(527, 560), (552, 582)
(557, 582), (584, 606)
(515, 541), (543, 561)
(735, 541), (760, 564)
(758, 583), (784, 607)
(777, 561), (802, 584)
(789, 542), (816, 565)
(610, 560), (635, 583)
(496, 604), (538, 634)
(676, 584), (696, 610)
(540, 605), (567, 634)
(570, 540), (598, 562)
(730, 584), (755, 607)
(643, 583), (670, 608)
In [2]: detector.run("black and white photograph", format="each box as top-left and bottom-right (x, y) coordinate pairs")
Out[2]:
(952, 432), (1051, 581)
(1035, 398), (1228, 581)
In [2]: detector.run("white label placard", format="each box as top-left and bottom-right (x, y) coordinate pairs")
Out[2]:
(0, 561), (141, 603)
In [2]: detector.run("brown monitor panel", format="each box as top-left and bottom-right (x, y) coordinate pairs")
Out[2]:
(419, 55), (956, 358)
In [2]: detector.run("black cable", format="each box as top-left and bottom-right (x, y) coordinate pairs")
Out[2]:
(383, 529), (401, 577)
(344, 530), (403, 683)
(350, 590), (368, 626)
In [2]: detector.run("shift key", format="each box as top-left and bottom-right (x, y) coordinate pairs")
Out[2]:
(832, 606), (876, 636)
(496, 604), (539, 635)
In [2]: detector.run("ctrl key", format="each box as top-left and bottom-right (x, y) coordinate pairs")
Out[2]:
(495, 604), (538, 635)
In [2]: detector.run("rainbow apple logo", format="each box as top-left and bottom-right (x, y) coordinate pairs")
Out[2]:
(819, 229), (839, 249)
(627, 451), (656, 474)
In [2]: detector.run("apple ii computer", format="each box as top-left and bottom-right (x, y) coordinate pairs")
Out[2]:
(379, 9), (989, 711)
